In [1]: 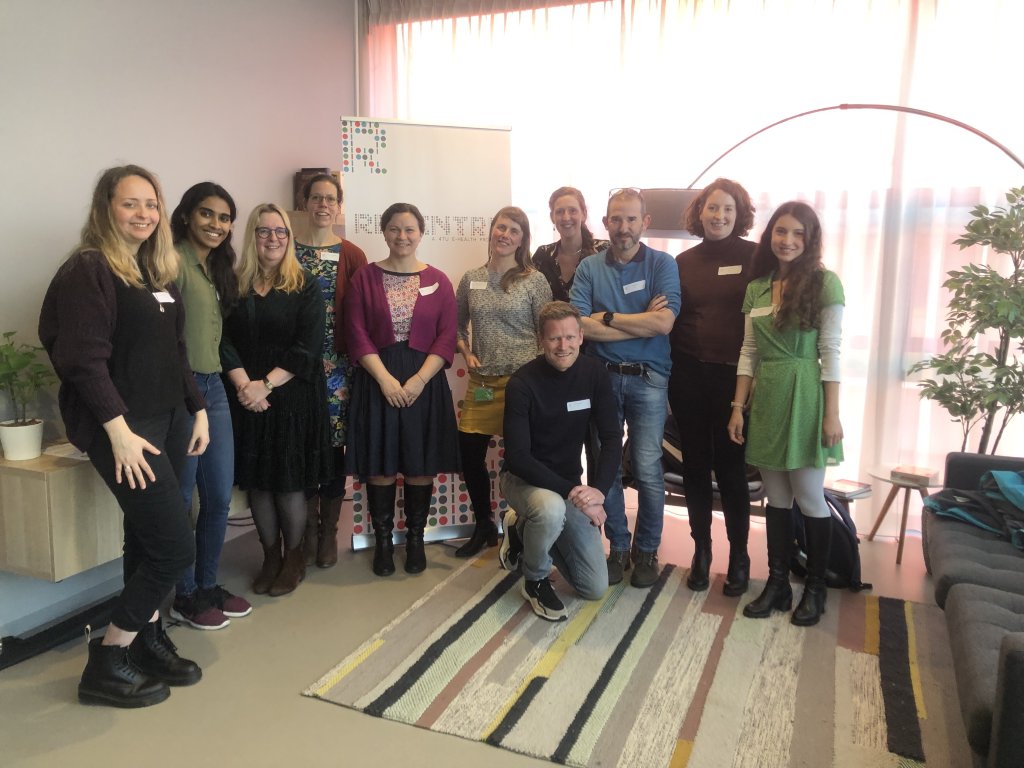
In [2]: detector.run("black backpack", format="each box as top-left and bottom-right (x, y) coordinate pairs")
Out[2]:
(791, 490), (872, 591)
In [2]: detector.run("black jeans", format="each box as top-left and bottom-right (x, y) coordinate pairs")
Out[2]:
(667, 353), (750, 551)
(88, 406), (194, 632)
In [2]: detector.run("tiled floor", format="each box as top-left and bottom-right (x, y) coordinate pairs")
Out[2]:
(0, 495), (933, 767)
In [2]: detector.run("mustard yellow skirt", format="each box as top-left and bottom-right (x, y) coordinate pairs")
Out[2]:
(458, 371), (510, 436)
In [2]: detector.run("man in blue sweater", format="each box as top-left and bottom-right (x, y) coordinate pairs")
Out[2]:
(569, 188), (681, 588)
(499, 301), (623, 620)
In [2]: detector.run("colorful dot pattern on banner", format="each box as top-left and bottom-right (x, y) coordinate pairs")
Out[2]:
(340, 119), (388, 175)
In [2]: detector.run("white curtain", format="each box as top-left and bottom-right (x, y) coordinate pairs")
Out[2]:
(359, 0), (1024, 530)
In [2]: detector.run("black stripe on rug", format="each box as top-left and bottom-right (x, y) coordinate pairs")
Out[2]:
(486, 675), (549, 746)
(548, 564), (676, 764)
(364, 570), (522, 718)
(877, 596), (924, 761)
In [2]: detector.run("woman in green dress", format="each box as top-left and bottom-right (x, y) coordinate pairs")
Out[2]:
(727, 201), (844, 627)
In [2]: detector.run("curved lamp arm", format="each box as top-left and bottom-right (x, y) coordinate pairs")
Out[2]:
(687, 103), (1024, 189)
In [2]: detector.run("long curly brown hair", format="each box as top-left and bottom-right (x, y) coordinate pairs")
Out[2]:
(751, 201), (825, 331)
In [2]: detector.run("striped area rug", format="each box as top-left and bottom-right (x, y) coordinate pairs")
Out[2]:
(303, 554), (970, 767)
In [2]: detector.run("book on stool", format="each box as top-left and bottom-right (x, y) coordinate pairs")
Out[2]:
(890, 465), (938, 485)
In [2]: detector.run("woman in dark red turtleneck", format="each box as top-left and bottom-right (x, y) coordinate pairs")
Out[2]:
(668, 178), (757, 597)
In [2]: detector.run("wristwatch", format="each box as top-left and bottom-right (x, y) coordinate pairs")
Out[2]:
(602, 311), (615, 327)
(262, 377), (275, 392)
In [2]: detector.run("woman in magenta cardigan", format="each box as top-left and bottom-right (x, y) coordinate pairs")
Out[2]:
(345, 202), (460, 577)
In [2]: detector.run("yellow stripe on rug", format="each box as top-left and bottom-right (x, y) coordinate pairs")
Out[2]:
(480, 584), (616, 741)
(905, 600), (927, 721)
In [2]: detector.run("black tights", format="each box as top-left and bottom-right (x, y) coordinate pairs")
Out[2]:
(306, 447), (347, 501)
(249, 489), (307, 550)
(459, 431), (494, 524)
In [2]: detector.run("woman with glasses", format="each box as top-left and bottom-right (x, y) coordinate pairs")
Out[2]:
(453, 206), (550, 557)
(40, 165), (206, 707)
(345, 202), (460, 577)
(728, 201), (844, 627)
(167, 182), (252, 630)
(667, 178), (757, 597)
(221, 203), (332, 597)
(293, 173), (367, 570)
(532, 187), (609, 302)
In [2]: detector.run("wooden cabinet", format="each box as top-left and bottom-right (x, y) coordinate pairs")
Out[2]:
(0, 450), (122, 581)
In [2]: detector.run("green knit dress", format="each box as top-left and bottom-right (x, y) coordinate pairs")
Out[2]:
(743, 270), (844, 471)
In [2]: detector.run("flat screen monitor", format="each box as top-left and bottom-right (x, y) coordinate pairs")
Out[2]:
(638, 188), (702, 240)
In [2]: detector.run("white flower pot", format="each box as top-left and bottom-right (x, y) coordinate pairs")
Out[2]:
(0, 419), (44, 461)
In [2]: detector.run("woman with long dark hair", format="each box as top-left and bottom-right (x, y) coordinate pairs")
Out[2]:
(293, 173), (367, 569)
(221, 203), (333, 598)
(454, 206), (551, 556)
(40, 164), (207, 707)
(727, 201), (845, 627)
(167, 182), (251, 630)
(532, 187), (609, 302)
(668, 178), (756, 596)
(345, 202), (460, 576)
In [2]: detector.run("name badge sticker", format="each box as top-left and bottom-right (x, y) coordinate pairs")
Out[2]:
(623, 279), (646, 295)
(750, 305), (774, 318)
(319, 250), (339, 263)
(152, 291), (175, 303)
(718, 265), (742, 276)
(469, 281), (488, 290)
(566, 399), (591, 412)
(419, 282), (439, 296)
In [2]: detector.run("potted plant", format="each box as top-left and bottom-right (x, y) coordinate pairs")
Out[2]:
(909, 187), (1024, 454)
(0, 331), (57, 460)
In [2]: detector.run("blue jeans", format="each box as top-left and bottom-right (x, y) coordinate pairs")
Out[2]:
(602, 368), (668, 553)
(499, 471), (608, 600)
(176, 373), (235, 596)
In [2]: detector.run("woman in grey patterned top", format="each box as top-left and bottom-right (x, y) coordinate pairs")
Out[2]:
(454, 206), (552, 556)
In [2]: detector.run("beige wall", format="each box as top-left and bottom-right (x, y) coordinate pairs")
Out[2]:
(0, 0), (358, 635)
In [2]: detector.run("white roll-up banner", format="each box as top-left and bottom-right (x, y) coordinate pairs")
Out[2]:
(339, 117), (512, 550)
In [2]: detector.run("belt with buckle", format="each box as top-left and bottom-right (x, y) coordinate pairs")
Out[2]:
(606, 362), (645, 376)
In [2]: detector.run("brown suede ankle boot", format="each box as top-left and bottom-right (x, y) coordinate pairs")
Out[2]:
(317, 496), (343, 568)
(252, 535), (282, 595)
(269, 546), (306, 596)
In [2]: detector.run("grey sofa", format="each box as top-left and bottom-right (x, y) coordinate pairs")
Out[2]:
(923, 452), (1024, 768)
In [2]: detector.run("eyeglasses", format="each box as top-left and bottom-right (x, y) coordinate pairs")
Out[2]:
(308, 194), (339, 205)
(255, 227), (290, 240)
(609, 187), (645, 201)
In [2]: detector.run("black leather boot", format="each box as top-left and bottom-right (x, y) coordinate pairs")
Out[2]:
(454, 515), (498, 558)
(403, 483), (432, 574)
(686, 540), (712, 591)
(792, 515), (832, 626)
(723, 550), (751, 597)
(79, 638), (170, 708)
(743, 505), (794, 619)
(367, 483), (397, 577)
(129, 618), (202, 686)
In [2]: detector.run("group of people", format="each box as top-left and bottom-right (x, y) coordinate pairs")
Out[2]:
(37, 165), (844, 709)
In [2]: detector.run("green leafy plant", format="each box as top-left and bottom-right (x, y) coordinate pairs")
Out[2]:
(0, 331), (57, 426)
(909, 187), (1024, 454)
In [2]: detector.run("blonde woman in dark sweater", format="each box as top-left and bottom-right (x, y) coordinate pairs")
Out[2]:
(39, 165), (209, 708)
